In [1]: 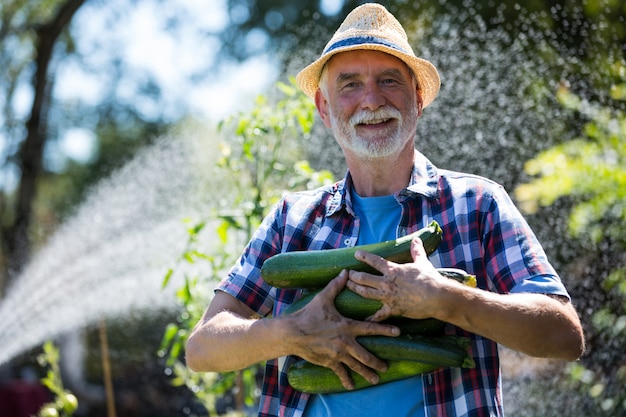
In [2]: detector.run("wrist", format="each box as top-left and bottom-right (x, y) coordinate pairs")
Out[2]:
(429, 279), (480, 325)
(264, 313), (302, 358)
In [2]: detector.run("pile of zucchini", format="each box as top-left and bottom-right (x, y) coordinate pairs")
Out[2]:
(260, 221), (477, 394)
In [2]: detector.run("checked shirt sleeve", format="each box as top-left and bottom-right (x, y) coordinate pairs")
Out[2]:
(478, 180), (569, 298)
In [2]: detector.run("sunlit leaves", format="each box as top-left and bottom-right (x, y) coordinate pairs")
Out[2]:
(35, 341), (79, 417)
(215, 78), (321, 223)
(610, 83), (626, 100)
(515, 84), (626, 242)
(288, 160), (334, 190)
(604, 267), (626, 298)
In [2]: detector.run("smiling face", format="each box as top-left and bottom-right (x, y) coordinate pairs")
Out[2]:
(315, 50), (423, 161)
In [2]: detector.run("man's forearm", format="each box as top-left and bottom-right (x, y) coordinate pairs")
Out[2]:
(186, 310), (290, 372)
(436, 287), (585, 360)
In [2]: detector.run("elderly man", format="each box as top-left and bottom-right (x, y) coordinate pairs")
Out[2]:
(186, 3), (584, 416)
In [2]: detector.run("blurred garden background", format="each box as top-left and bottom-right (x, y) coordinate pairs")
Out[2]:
(0, 0), (624, 416)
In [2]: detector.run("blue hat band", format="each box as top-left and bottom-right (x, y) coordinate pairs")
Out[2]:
(323, 36), (409, 56)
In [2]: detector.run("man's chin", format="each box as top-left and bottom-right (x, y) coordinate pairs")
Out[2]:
(350, 144), (400, 160)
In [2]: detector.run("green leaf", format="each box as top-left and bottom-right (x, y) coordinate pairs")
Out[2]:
(190, 221), (206, 236)
(276, 80), (296, 96)
(160, 323), (179, 349)
(162, 268), (174, 289)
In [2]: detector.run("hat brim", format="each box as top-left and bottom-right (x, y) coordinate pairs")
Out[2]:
(296, 44), (440, 109)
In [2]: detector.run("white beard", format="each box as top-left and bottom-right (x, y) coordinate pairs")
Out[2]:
(330, 105), (418, 159)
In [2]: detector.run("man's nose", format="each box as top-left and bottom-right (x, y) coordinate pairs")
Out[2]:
(361, 82), (386, 110)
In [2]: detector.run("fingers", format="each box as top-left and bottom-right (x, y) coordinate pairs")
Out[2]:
(354, 249), (389, 275)
(349, 251), (390, 290)
(332, 337), (389, 388)
(410, 236), (427, 260)
(304, 319), (397, 389)
(329, 358), (382, 390)
(308, 330), (391, 390)
(329, 363), (356, 390)
(342, 356), (383, 387)
(345, 273), (376, 295)
(319, 269), (349, 299)
(366, 305), (394, 323)
(355, 317), (400, 336)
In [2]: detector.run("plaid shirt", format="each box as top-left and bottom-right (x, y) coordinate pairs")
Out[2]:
(217, 151), (569, 417)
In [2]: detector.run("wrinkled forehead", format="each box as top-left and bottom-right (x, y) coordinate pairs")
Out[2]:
(323, 50), (417, 84)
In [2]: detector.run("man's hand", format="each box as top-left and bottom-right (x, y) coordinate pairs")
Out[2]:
(345, 237), (585, 361)
(285, 269), (400, 390)
(345, 237), (451, 322)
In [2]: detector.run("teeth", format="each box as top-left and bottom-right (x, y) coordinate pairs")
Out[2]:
(363, 118), (389, 125)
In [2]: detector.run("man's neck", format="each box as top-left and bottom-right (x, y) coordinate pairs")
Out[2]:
(346, 147), (414, 197)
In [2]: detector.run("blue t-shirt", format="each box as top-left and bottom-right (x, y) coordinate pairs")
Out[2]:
(304, 190), (425, 417)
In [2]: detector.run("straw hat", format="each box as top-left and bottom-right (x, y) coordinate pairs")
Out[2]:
(296, 3), (440, 108)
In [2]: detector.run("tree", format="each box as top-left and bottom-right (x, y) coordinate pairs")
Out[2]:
(0, 0), (175, 293)
(1, 0), (85, 291)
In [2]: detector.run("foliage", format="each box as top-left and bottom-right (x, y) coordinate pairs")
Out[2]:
(515, 66), (626, 414)
(160, 80), (333, 416)
(214, 78), (324, 234)
(35, 341), (79, 417)
(515, 83), (626, 244)
(159, 219), (249, 415)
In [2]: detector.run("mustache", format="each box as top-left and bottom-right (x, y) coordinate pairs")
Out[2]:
(349, 106), (402, 126)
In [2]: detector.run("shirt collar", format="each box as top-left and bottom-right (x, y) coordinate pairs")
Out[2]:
(326, 150), (440, 217)
(326, 172), (353, 217)
(402, 150), (440, 199)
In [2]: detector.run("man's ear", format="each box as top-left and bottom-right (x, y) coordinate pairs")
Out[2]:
(416, 88), (424, 118)
(315, 89), (332, 128)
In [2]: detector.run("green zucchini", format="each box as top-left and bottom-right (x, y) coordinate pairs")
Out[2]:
(288, 359), (439, 394)
(356, 335), (473, 368)
(383, 317), (445, 336)
(261, 221), (442, 289)
(287, 335), (474, 394)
